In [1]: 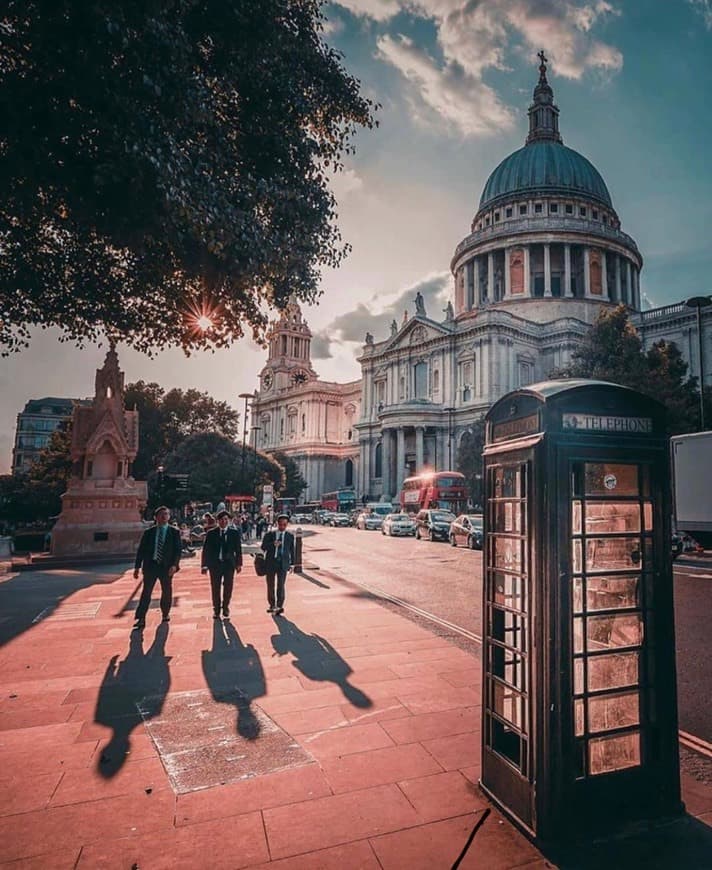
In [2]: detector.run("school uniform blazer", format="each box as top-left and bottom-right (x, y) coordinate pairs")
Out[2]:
(201, 527), (243, 570)
(261, 529), (295, 573)
(134, 524), (182, 573)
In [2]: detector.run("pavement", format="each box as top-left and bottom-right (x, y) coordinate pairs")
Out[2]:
(0, 556), (711, 869)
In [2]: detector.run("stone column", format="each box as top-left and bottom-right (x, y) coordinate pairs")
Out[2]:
(381, 428), (392, 499)
(564, 244), (573, 296)
(633, 268), (641, 310)
(487, 252), (494, 302)
(415, 426), (425, 472)
(544, 244), (552, 297)
(396, 427), (406, 495)
(504, 247), (511, 298)
(626, 261), (633, 307)
(615, 255), (622, 303)
(523, 246), (531, 297)
(601, 250), (609, 300)
(583, 247), (591, 297)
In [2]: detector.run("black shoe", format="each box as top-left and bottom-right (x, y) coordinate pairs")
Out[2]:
(132, 619), (145, 631)
(275, 607), (284, 616)
(267, 606), (275, 613)
(222, 606), (230, 618)
(162, 615), (170, 623)
(213, 611), (220, 619)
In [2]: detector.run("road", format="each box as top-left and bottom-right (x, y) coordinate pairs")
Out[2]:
(302, 525), (712, 749)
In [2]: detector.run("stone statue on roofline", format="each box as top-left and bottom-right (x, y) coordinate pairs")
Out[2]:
(390, 319), (398, 337)
(444, 301), (454, 321)
(414, 291), (426, 316)
(364, 331), (374, 345)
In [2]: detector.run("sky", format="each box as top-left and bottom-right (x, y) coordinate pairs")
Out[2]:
(2, 0), (712, 473)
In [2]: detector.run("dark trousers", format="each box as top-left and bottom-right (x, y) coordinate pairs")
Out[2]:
(136, 563), (173, 620)
(209, 564), (235, 613)
(265, 570), (287, 609)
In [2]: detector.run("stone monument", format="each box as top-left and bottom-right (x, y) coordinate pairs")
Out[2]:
(51, 347), (147, 556)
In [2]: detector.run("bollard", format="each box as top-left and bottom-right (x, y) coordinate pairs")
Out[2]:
(294, 526), (303, 574)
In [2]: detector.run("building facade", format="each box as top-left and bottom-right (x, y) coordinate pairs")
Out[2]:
(12, 397), (88, 475)
(250, 297), (361, 503)
(253, 57), (710, 506)
(357, 55), (643, 502)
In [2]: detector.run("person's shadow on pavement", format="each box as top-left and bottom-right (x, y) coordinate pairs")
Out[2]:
(271, 617), (372, 709)
(94, 623), (171, 778)
(202, 620), (266, 740)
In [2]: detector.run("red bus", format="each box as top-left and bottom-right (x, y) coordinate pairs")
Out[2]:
(400, 471), (468, 514)
(320, 489), (357, 513)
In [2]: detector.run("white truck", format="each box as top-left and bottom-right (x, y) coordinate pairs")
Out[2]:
(671, 431), (712, 549)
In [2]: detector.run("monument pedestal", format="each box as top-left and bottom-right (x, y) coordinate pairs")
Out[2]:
(52, 479), (148, 556)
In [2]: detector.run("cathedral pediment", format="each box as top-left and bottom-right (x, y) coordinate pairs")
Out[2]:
(386, 317), (451, 352)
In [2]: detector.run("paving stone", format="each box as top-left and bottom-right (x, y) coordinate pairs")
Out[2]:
(299, 721), (395, 760)
(249, 839), (381, 869)
(263, 783), (421, 860)
(320, 742), (444, 794)
(397, 770), (489, 822)
(0, 771), (63, 815)
(49, 754), (169, 806)
(380, 705), (480, 745)
(422, 730), (480, 771)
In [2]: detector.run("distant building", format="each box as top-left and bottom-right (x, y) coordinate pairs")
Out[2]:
(12, 397), (88, 475)
(250, 297), (361, 501)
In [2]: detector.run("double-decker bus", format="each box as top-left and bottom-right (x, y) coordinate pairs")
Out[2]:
(399, 471), (468, 514)
(320, 489), (357, 513)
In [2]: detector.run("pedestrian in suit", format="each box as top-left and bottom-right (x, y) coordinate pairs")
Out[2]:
(201, 510), (242, 619)
(132, 506), (182, 630)
(261, 513), (295, 615)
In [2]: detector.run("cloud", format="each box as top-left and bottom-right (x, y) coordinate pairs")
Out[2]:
(321, 14), (346, 35)
(376, 35), (515, 137)
(688, 0), (712, 28)
(311, 332), (334, 359)
(334, 0), (402, 21)
(335, 0), (624, 136)
(330, 167), (365, 200)
(317, 271), (451, 355)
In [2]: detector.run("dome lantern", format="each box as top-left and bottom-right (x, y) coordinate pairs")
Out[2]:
(526, 50), (562, 145)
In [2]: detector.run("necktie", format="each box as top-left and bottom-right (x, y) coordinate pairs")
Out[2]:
(155, 526), (165, 562)
(276, 533), (282, 559)
(220, 530), (226, 560)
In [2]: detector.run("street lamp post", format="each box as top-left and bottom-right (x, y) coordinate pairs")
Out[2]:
(239, 392), (254, 482)
(685, 296), (712, 431)
(250, 426), (262, 507)
(444, 407), (455, 468)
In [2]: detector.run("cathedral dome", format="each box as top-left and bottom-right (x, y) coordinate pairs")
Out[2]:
(479, 140), (612, 210)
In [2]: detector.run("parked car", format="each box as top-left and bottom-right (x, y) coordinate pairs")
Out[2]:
(415, 509), (456, 542)
(292, 513), (311, 524)
(329, 513), (351, 527)
(190, 525), (206, 545)
(356, 511), (383, 531)
(450, 514), (484, 549)
(382, 513), (416, 537)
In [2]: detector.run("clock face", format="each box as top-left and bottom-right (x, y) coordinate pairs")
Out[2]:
(262, 370), (273, 391)
(292, 370), (308, 386)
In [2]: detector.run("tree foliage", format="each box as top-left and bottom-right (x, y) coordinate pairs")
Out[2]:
(555, 305), (700, 434)
(124, 380), (239, 479)
(455, 417), (485, 510)
(0, 1), (376, 355)
(273, 451), (308, 500)
(161, 432), (285, 508)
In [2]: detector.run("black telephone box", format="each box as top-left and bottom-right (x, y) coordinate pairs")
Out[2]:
(481, 379), (682, 845)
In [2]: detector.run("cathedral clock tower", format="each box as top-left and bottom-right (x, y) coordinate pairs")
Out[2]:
(259, 295), (318, 395)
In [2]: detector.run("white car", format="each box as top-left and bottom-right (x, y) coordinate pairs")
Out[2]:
(381, 513), (416, 536)
(356, 511), (383, 530)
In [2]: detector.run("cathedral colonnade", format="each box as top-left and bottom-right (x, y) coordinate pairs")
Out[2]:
(359, 423), (456, 502)
(453, 240), (641, 312)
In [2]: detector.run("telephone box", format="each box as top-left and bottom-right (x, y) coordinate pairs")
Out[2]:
(481, 379), (682, 845)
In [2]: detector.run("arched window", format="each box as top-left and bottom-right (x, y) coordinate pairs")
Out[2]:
(374, 442), (382, 479)
(345, 459), (354, 487)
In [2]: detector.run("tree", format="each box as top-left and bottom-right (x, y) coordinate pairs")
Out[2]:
(555, 305), (701, 434)
(0, 1), (376, 355)
(456, 418), (486, 509)
(124, 381), (239, 479)
(273, 452), (308, 500)
(161, 433), (285, 509)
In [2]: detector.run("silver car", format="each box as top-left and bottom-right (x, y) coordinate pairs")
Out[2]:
(356, 511), (383, 530)
(382, 512), (416, 536)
